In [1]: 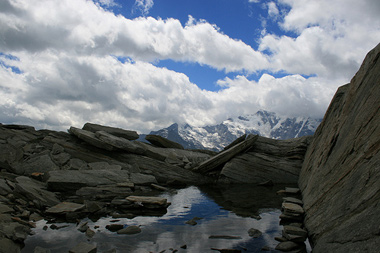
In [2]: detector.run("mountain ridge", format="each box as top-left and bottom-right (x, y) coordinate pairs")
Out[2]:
(145, 110), (321, 151)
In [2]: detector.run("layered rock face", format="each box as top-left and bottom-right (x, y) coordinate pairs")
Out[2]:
(299, 43), (380, 252)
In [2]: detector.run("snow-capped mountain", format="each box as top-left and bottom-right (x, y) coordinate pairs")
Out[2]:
(146, 110), (321, 151)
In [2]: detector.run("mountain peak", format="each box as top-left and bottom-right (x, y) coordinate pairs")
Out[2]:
(149, 110), (321, 151)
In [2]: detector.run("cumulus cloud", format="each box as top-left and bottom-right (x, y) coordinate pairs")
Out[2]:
(134, 0), (154, 16)
(260, 0), (380, 79)
(0, 0), (379, 133)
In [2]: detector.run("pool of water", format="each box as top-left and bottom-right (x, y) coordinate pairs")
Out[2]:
(22, 185), (293, 252)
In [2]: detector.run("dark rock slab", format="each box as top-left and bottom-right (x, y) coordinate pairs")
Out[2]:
(0, 237), (21, 253)
(83, 122), (139, 140)
(116, 225), (141, 234)
(299, 43), (380, 252)
(145, 134), (184, 149)
(69, 127), (115, 151)
(194, 134), (259, 174)
(69, 242), (97, 253)
(47, 170), (131, 191)
(220, 135), (311, 184)
(95, 131), (145, 154)
(14, 176), (60, 208)
(46, 202), (85, 214)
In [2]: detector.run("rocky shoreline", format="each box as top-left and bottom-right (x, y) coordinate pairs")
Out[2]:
(0, 43), (379, 252)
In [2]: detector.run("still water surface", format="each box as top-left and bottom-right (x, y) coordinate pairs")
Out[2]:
(23, 185), (291, 252)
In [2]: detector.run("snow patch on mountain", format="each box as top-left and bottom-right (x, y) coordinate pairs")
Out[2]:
(148, 110), (321, 151)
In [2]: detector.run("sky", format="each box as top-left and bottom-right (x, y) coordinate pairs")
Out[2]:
(1, 0), (380, 133)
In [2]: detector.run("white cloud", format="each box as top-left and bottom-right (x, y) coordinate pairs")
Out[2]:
(134, 0), (154, 16)
(267, 2), (279, 18)
(260, 0), (380, 79)
(0, 0), (379, 133)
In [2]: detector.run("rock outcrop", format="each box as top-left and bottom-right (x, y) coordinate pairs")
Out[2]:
(298, 43), (380, 252)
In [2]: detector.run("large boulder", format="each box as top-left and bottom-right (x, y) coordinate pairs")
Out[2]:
(299, 43), (380, 252)
(220, 135), (311, 183)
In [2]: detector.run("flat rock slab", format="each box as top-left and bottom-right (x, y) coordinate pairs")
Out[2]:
(47, 170), (131, 191)
(83, 122), (139, 140)
(283, 197), (303, 206)
(126, 196), (167, 206)
(46, 202), (85, 214)
(69, 242), (97, 253)
(282, 202), (304, 217)
(0, 203), (13, 214)
(275, 241), (300, 251)
(69, 126), (115, 151)
(116, 225), (141, 235)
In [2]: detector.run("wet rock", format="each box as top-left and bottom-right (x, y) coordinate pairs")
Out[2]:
(194, 134), (258, 174)
(247, 228), (262, 238)
(69, 242), (97, 253)
(211, 249), (241, 253)
(34, 246), (51, 253)
(282, 203), (304, 217)
(83, 122), (139, 140)
(46, 202), (85, 214)
(125, 196), (168, 208)
(0, 237), (21, 253)
(185, 217), (203, 226)
(145, 134), (184, 149)
(106, 224), (124, 232)
(283, 197), (303, 206)
(116, 225), (141, 235)
(209, 235), (242, 239)
(0, 222), (30, 242)
(77, 222), (89, 233)
(275, 241), (300, 251)
(85, 228), (95, 238)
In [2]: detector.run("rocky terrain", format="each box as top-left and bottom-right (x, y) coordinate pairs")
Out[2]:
(144, 110), (321, 151)
(0, 43), (378, 252)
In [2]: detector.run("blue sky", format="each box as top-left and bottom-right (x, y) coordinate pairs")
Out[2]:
(1, 0), (380, 132)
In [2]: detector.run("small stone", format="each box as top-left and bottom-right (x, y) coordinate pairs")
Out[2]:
(257, 180), (274, 186)
(34, 246), (51, 253)
(285, 187), (300, 194)
(248, 228), (262, 238)
(185, 217), (203, 226)
(117, 225), (141, 235)
(180, 245), (187, 249)
(77, 222), (89, 233)
(282, 202), (304, 216)
(275, 241), (299, 251)
(106, 224), (124, 232)
(86, 228), (95, 238)
(69, 242), (97, 253)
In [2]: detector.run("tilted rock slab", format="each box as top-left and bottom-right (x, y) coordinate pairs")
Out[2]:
(220, 135), (311, 183)
(83, 122), (139, 140)
(299, 43), (380, 252)
(193, 134), (259, 174)
(145, 134), (184, 149)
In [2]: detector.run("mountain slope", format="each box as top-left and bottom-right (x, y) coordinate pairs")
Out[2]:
(148, 110), (321, 151)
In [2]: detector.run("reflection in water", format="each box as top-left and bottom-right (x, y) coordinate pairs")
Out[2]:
(23, 185), (287, 252)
